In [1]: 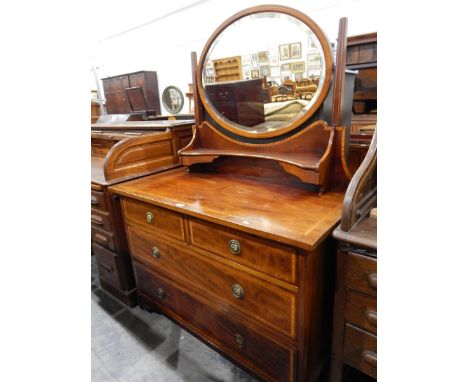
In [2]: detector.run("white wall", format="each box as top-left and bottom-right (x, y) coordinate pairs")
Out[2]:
(91, 0), (377, 114)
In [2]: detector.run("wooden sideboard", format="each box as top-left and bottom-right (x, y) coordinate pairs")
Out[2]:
(102, 71), (161, 115)
(91, 119), (194, 305)
(330, 131), (377, 381)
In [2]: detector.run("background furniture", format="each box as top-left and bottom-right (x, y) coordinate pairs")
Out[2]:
(102, 71), (162, 115)
(111, 6), (356, 382)
(91, 117), (194, 305)
(330, 131), (377, 381)
(213, 56), (242, 82)
(346, 33), (377, 133)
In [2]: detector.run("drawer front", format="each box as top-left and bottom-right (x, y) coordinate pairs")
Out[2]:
(346, 252), (377, 296)
(345, 290), (377, 335)
(189, 219), (297, 285)
(343, 324), (377, 378)
(91, 208), (112, 232)
(128, 226), (296, 338)
(122, 199), (184, 241)
(92, 243), (126, 290)
(91, 227), (116, 251)
(205, 85), (236, 102)
(91, 190), (107, 211)
(134, 263), (295, 382)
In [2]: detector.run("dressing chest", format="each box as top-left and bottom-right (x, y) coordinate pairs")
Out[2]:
(110, 6), (357, 381)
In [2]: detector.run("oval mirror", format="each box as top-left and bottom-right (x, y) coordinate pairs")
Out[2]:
(162, 86), (184, 114)
(198, 6), (333, 138)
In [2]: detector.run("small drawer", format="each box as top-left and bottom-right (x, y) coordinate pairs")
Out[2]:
(91, 209), (112, 232)
(127, 226), (296, 338)
(345, 290), (377, 335)
(134, 263), (295, 382)
(205, 86), (236, 102)
(91, 190), (107, 211)
(189, 219), (297, 284)
(343, 324), (377, 378)
(93, 243), (127, 290)
(346, 252), (377, 296)
(91, 227), (116, 251)
(122, 199), (184, 241)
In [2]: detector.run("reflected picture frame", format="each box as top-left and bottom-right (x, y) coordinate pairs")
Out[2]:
(291, 61), (305, 73)
(290, 42), (302, 59)
(279, 44), (290, 61)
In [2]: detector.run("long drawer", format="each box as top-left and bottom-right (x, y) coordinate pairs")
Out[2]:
(127, 225), (297, 338)
(122, 198), (184, 241)
(188, 218), (297, 285)
(134, 262), (295, 382)
(343, 324), (377, 378)
(346, 252), (377, 296)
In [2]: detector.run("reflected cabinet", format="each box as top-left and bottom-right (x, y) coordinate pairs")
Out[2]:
(111, 5), (359, 381)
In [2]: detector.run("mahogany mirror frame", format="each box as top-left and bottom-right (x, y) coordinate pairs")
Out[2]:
(196, 4), (334, 139)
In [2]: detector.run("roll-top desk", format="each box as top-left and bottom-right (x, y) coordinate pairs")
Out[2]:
(91, 118), (194, 305)
(110, 6), (357, 381)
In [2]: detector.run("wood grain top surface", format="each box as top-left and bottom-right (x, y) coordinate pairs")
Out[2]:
(110, 168), (345, 250)
(333, 216), (377, 250)
(91, 120), (194, 130)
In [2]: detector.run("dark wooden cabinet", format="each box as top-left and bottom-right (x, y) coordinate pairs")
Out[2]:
(102, 71), (161, 115)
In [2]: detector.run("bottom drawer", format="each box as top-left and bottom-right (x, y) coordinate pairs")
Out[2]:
(134, 262), (295, 382)
(343, 324), (377, 378)
(93, 243), (130, 291)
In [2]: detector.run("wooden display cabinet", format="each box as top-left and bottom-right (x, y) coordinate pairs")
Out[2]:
(213, 56), (242, 82)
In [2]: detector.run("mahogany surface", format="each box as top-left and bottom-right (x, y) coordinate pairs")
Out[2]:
(110, 168), (344, 251)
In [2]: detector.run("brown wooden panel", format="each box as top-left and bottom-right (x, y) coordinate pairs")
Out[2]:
(91, 227), (116, 251)
(346, 252), (376, 296)
(127, 225), (297, 338)
(343, 324), (377, 378)
(189, 218), (297, 284)
(91, 190), (107, 211)
(116, 140), (173, 166)
(93, 243), (128, 290)
(122, 199), (184, 241)
(134, 262), (295, 382)
(91, 208), (112, 232)
(345, 290), (376, 335)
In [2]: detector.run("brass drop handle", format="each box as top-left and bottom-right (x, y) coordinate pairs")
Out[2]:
(361, 350), (377, 367)
(151, 246), (160, 259)
(232, 284), (244, 299)
(91, 215), (104, 225)
(366, 310), (377, 326)
(146, 211), (154, 224)
(91, 196), (99, 205)
(98, 263), (114, 273)
(234, 333), (245, 349)
(368, 273), (377, 289)
(156, 287), (165, 300)
(94, 233), (108, 244)
(228, 239), (241, 255)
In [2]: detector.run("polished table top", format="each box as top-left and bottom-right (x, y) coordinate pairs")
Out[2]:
(110, 167), (345, 251)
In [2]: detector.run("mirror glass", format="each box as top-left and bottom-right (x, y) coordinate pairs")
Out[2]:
(202, 12), (329, 134)
(162, 86), (184, 114)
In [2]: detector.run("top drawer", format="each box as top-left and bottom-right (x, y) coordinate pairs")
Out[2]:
(346, 252), (377, 296)
(188, 219), (297, 285)
(122, 199), (184, 241)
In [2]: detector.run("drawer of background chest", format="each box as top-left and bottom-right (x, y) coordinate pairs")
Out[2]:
(92, 243), (130, 291)
(345, 290), (377, 335)
(91, 209), (112, 232)
(122, 199), (184, 241)
(188, 219), (297, 285)
(127, 225), (297, 338)
(346, 252), (377, 296)
(91, 190), (107, 211)
(343, 324), (377, 378)
(91, 227), (116, 251)
(134, 263), (295, 382)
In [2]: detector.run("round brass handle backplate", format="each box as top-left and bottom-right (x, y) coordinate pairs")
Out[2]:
(234, 333), (245, 349)
(151, 247), (160, 259)
(156, 287), (165, 300)
(146, 211), (154, 224)
(232, 284), (244, 299)
(228, 239), (241, 255)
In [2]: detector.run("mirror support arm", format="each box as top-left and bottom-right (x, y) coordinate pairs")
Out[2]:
(191, 51), (203, 125)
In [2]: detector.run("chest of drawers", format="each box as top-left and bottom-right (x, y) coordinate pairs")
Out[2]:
(110, 168), (345, 381)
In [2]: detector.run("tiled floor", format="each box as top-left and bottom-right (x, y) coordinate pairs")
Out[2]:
(91, 257), (375, 382)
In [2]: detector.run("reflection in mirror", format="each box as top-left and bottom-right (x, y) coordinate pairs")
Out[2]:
(162, 86), (184, 114)
(202, 12), (329, 134)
